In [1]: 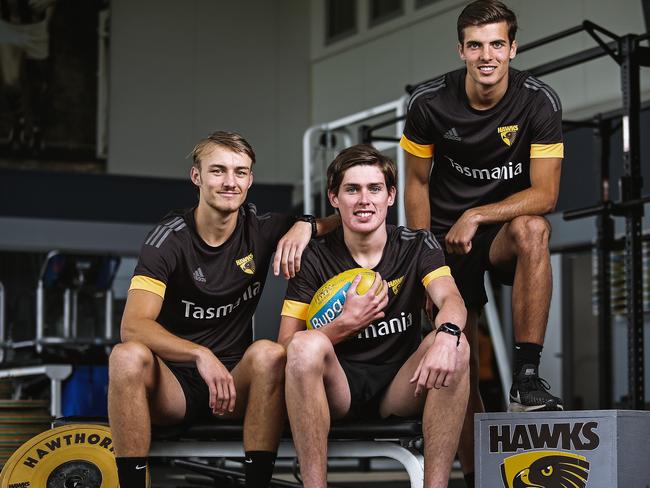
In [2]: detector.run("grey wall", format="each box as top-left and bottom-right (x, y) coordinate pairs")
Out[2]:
(310, 0), (650, 123)
(107, 0), (311, 185)
(106, 0), (648, 182)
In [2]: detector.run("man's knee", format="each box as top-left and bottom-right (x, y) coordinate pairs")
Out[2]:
(109, 341), (154, 383)
(286, 331), (330, 377)
(246, 339), (286, 379)
(508, 216), (551, 254)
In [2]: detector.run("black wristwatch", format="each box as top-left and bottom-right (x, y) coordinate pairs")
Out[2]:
(436, 322), (461, 347)
(296, 214), (317, 239)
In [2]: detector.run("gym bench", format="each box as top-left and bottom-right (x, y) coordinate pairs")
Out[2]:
(150, 418), (425, 488)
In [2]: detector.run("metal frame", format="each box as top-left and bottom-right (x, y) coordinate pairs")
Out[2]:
(562, 29), (650, 410)
(302, 96), (409, 225)
(150, 439), (424, 488)
(0, 281), (4, 363)
(10, 250), (119, 354)
(0, 364), (73, 417)
(483, 275), (511, 404)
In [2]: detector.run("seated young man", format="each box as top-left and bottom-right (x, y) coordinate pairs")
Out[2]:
(108, 130), (337, 488)
(278, 145), (470, 488)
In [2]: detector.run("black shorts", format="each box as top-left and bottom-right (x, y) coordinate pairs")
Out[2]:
(164, 357), (240, 425)
(444, 224), (515, 310)
(339, 358), (405, 419)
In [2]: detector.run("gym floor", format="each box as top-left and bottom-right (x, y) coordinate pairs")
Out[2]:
(151, 460), (468, 487)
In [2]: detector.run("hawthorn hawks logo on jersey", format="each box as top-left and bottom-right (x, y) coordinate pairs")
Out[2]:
(236, 253), (256, 275)
(498, 124), (519, 146)
(500, 451), (590, 488)
(387, 276), (404, 295)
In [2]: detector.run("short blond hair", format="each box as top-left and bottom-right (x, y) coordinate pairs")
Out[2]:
(190, 131), (256, 168)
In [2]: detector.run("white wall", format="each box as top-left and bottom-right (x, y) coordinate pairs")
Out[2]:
(310, 0), (650, 124)
(107, 0), (310, 184)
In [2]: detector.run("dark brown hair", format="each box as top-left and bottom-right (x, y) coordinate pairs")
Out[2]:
(190, 130), (256, 168)
(457, 0), (518, 44)
(327, 144), (397, 195)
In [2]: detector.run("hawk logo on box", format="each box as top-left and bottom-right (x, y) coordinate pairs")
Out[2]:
(500, 450), (589, 488)
(489, 422), (599, 452)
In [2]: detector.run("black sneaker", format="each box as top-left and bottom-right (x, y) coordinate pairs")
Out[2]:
(508, 364), (563, 412)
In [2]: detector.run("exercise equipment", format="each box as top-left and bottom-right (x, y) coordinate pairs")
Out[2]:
(0, 424), (118, 488)
(1, 251), (120, 361)
(151, 418), (425, 488)
(476, 410), (650, 487)
(0, 399), (50, 469)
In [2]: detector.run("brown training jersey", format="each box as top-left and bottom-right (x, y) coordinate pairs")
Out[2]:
(282, 226), (450, 364)
(400, 68), (564, 239)
(130, 204), (294, 364)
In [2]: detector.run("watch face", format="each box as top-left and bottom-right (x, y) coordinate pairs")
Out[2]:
(441, 323), (461, 334)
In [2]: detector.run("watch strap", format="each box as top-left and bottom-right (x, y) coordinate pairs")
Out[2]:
(297, 214), (317, 239)
(436, 322), (461, 347)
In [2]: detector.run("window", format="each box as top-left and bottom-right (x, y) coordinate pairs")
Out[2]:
(369, 0), (403, 27)
(326, 0), (357, 44)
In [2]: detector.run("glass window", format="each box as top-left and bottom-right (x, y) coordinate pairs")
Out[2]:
(326, 0), (357, 44)
(369, 0), (403, 27)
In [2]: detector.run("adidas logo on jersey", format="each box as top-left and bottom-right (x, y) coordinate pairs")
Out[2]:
(443, 128), (461, 141)
(193, 267), (206, 283)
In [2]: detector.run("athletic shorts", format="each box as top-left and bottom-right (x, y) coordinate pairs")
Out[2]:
(443, 224), (515, 310)
(339, 358), (406, 419)
(163, 357), (240, 425)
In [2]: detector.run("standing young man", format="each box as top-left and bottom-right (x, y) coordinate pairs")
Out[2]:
(108, 131), (336, 488)
(279, 145), (469, 488)
(400, 1), (564, 485)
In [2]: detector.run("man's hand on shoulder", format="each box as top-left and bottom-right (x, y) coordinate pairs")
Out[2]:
(410, 331), (467, 396)
(273, 221), (312, 279)
(194, 347), (236, 415)
(445, 210), (480, 255)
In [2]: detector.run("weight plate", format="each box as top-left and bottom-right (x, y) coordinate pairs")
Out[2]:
(0, 424), (119, 488)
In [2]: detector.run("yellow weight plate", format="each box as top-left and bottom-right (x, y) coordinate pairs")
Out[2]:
(0, 424), (119, 488)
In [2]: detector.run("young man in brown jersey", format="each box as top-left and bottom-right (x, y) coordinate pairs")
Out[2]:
(279, 145), (469, 488)
(108, 131), (337, 488)
(400, 1), (564, 485)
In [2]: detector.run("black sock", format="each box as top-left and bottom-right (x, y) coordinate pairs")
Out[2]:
(115, 456), (149, 488)
(464, 471), (475, 488)
(514, 342), (543, 373)
(244, 450), (277, 488)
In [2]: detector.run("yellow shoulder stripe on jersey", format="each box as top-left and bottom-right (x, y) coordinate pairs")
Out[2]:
(422, 266), (452, 288)
(281, 300), (309, 320)
(530, 143), (564, 158)
(399, 135), (434, 158)
(130, 275), (166, 299)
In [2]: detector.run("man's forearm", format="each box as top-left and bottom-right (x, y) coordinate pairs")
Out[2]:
(434, 294), (467, 331)
(466, 186), (556, 226)
(318, 315), (358, 345)
(404, 153), (433, 230)
(405, 183), (431, 230)
(121, 319), (209, 363)
(315, 214), (340, 236)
